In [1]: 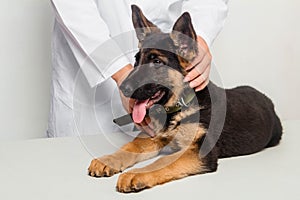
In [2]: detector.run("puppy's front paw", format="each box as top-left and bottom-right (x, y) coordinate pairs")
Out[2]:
(88, 156), (122, 177)
(116, 172), (154, 193)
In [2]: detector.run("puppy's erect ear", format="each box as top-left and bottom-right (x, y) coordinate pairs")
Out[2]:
(131, 5), (161, 44)
(171, 12), (198, 63)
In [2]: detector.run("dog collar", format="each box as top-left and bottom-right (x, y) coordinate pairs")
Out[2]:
(163, 91), (196, 114)
(113, 91), (196, 126)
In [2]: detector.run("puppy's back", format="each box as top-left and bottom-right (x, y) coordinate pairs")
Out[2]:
(217, 86), (282, 158)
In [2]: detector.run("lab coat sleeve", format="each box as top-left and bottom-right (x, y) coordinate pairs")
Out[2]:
(50, 0), (132, 88)
(182, 0), (229, 47)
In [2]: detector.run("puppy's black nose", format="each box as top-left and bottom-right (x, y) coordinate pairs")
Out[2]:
(120, 83), (133, 97)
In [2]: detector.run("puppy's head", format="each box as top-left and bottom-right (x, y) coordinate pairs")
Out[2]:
(120, 5), (198, 123)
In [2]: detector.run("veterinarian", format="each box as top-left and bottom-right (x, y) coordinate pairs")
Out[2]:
(48, 0), (228, 137)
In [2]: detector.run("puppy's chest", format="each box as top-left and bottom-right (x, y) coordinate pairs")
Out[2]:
(157, 123), (206, 150)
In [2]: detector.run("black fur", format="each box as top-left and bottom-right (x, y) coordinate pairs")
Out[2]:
(195, 83), (283, 160)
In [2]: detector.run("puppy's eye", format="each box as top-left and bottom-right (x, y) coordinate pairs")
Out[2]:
(149, 54), (156, 60)
(153, 59), (162, 64)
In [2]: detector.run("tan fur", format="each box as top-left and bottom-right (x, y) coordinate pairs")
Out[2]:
(164, 69), (185, 108)
(167, 106), (201, 130)
(88, 133), (166, 177)
(159, 124), (206, 151)
(177, 56), (190, 71)
(88, 125), (206, 192)
(116, 147), (204, 192)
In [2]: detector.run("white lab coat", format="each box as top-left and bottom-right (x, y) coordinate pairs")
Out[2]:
(48, 0), (228, 137)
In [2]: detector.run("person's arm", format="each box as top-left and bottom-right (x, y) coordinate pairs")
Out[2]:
(50, 0), (132, 88)
(182, 0), (229, 91)
(51, 0), (155, 137)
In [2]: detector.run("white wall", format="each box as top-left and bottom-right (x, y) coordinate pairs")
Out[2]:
(0, 0), (299, 141)
(211, 0), (300, 121)
(0, 0), (53, 140)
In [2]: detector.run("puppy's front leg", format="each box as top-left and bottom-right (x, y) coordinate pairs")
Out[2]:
(116, 147), (210, 193)
(88, 133), (165, 177)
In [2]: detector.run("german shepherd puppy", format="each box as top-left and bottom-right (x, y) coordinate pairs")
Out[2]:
(88, 5), (282, 193)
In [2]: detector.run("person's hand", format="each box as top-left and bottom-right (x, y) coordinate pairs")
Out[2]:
(183, 35), (212, 91)
(112, 64), (156, 137)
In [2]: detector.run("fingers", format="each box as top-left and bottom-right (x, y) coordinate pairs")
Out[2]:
(184, 35), (212, 91)
(195, 79), (210, 92)
(119, 90), (135, 113)
(141, 125), (155, 137)
(135, 122), (155, 138)
(128, 98), (135, 113)
(184, 52), (211, 83)
(185, 51), (204, 71)
(186, 36), (209, 71)
(189, 64), (210, 89)
(134, 117), (156, 137)
(144, 117), (154, 129)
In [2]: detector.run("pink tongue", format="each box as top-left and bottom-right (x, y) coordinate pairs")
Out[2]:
(132, 99), (149, 123)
